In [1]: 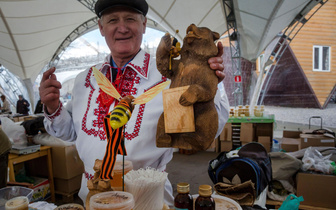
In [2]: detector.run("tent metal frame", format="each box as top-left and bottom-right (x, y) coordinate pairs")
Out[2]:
(223, 0), (243, 107)
(49, 17), (99, 67)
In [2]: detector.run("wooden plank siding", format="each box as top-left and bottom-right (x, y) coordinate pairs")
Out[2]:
(290, 0), (336, 107)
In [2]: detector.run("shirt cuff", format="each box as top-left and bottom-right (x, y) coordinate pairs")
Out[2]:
(43, 102), (63, 121)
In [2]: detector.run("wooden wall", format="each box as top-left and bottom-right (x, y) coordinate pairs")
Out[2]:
(290, 0), (336, 107)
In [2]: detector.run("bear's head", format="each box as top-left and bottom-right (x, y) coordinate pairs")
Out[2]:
(181, 24), (220, 57)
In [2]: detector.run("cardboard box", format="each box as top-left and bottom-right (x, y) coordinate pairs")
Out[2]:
(296, 172), (336, 209)
(240, 123), (254, 142)
(220, 140), (232, 152)
(31, 177), (50, 202)
(255, 123), (273, 139)
(280, 138), (301, 152)
(258, 136), (271, 152)
(54, 174), (82, 193)
(283, 130), (302, 138)
(300, 134), (335, 149)
(52, 145), (84, 179)
(220, 123), (232, 141)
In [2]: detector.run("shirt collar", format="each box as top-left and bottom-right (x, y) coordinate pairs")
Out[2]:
(107, 49), (150, 80)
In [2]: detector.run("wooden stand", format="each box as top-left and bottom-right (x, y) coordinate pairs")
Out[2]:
(8, 146), (55, 202)
(162, 86), (195, 133)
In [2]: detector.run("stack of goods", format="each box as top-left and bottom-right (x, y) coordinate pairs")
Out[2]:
(253, 105), (264, 117)
(229, 105), (251, 118)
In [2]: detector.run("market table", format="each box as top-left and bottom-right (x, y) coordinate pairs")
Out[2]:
(8, 145), (55, 202)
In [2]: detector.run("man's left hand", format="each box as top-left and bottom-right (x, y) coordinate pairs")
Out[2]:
(208, 41), (225, 83)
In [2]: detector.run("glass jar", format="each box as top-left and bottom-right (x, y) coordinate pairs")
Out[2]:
(110, 160), (133, 191)
(195, 185), (215, 210)
(174, 182), (193, 210)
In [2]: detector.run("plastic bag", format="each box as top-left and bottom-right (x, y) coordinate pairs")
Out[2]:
(302, 147), (334, 174)
(279, 194), (304, 210)
(0, 117), (27, 145)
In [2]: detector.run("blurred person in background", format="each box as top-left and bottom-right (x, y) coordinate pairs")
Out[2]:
(1, 95), (11, 114)
(16, 95), (30, 115)
(34, 99), (43, 114)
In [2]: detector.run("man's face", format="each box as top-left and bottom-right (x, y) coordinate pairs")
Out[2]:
(98, 7), (147, 63)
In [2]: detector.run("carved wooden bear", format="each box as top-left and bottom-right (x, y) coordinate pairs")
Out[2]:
(156, 23), (220, 151)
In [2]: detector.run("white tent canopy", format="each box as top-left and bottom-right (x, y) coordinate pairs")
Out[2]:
(0, 0), (314, 83)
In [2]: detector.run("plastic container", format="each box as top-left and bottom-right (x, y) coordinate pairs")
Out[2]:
(272, 139), (281, 152)
(90, 191), (134, 210)
(110, 160), (133, 191)
(4, 196), (28, 210)
(0, 186), (33, 210)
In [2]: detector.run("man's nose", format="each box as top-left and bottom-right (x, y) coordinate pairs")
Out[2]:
(117, 20), (129, 33)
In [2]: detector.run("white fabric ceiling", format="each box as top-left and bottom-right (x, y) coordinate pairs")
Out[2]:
(0, 0), (312, 82)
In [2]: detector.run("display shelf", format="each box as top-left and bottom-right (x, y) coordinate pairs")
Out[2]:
(8, 145), (55, 202)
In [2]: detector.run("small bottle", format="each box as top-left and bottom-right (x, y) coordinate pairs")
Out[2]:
(195, 185), (215, 210)
(174, 182), (193, 210)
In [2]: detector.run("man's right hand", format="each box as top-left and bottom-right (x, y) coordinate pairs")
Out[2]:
(39, 67), (62, 114)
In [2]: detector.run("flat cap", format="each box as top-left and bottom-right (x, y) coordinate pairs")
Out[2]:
(95, 0), (148, 18)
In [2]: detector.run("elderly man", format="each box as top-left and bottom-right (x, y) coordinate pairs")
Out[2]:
(39, 0), (229, 206)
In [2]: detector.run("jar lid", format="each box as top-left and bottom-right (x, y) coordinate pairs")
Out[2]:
(177, 182), (190, 193)
(113, 160), (133, 171)
(90, 191), (135, 210)
(198, 185), (212, 197)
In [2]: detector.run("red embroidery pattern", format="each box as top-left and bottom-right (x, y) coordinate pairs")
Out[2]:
(124, 78), (167, 141)
(46, 102), (63, 120)
(85, 171), (94, 180)
(129, 52), (150, 78)
(81, 65), (140, 141)
(82, 68), (100, 138)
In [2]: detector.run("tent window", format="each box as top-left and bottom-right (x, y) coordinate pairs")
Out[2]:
(313, 46), (330, 72)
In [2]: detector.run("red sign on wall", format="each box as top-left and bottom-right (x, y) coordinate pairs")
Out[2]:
(234, 75), (242, 83)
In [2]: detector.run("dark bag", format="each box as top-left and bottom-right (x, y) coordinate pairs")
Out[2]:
(208, 142), (272, 197)
(21, 116), (45, 135)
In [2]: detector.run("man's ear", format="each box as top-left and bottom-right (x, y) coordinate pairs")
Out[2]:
(98, 19), (105, 37)
(142, 17), (147, 34)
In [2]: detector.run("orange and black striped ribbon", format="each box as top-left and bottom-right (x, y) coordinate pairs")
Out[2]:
(100, 113), (127, 179)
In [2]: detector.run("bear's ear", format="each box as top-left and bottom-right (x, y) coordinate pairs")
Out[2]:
(212, 31), (220, 41)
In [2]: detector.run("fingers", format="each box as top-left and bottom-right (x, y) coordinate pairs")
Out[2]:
(216, 70), (226, 83)
(208, 42), (225, 83)
(41, 67), (56, 82)
(208, 42), (223, 68)
(39, 67), (62, 113)
(216, 41), (224, 57)
(40, 67), (61, 88)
